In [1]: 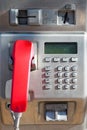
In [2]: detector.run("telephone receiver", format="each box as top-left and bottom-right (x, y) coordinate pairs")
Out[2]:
(10, 40), (34, 113)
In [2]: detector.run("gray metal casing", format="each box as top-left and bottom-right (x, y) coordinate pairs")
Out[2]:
(0, 0), (87, 130)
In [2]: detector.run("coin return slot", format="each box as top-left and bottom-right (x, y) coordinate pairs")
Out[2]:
(45, 103), (67, 121)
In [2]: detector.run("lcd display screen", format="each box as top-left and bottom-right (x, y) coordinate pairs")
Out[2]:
(45, 42), (77, 54)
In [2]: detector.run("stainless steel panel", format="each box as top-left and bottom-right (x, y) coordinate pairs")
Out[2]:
(0, 33), (86, 99)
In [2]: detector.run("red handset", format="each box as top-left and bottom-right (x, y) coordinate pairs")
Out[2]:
(10, 40), (34, 112)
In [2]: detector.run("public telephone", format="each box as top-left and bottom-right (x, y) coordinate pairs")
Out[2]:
(0, 0), (87, 130)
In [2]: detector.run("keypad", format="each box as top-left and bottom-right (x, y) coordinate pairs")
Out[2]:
(56, 65), (78, 90)
(42, 57), (78, 90)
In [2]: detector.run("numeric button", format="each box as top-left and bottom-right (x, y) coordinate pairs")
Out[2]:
(72, 66), (78, 71)
(71, 85), (77, 89)
(57, 72), (62, 78)
(64, 66), (70, 71)
(56, 85), (62, 89)
(64, 78), (70, 84)
(44, 84), (52, 89)
(45, 78), (51, 83)
(57, 66), (62, 71)
(63, 85), (69, 89)
(57, 79), (62, 84)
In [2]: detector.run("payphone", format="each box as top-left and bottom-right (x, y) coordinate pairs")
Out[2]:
(0, 0), (87, 130)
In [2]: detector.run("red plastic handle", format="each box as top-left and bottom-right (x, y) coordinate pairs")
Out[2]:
(10, 40), (34, 112)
